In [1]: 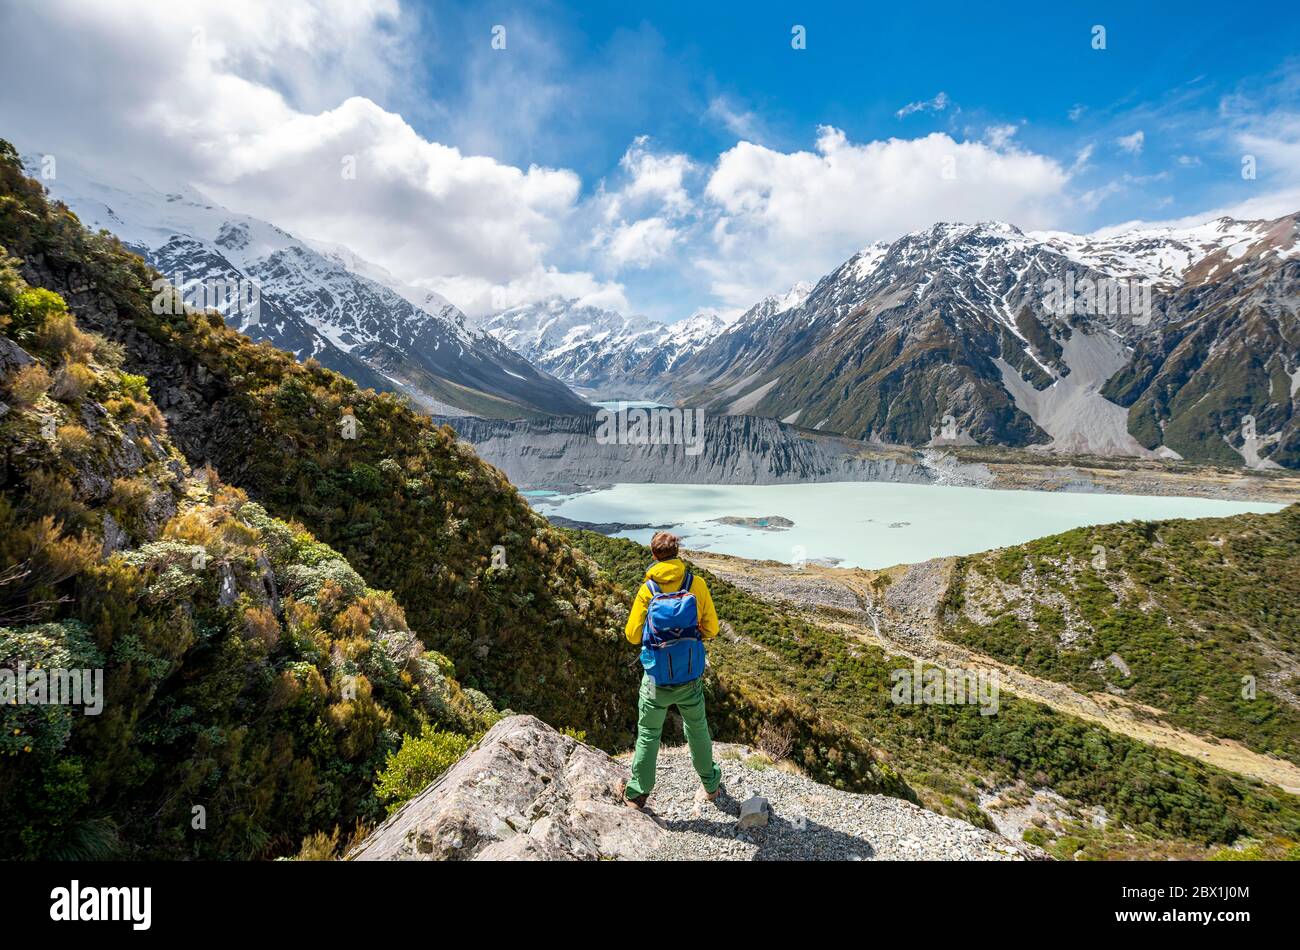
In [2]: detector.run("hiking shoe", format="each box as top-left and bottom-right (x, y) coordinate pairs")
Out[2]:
(624, 790), (649, 810)
(696, 785), (721, 803)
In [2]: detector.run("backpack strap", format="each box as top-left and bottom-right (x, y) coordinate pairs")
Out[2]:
(679, 571), (703, 640)
(645, 578), (661, 595)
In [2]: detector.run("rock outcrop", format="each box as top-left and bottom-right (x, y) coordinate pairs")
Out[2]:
(349, 716), (663, 861)
(350, 716), (1048, 861)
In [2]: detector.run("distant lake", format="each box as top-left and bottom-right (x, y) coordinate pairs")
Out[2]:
(532, 481), (1285, 568)
(589, 400), (669, 410)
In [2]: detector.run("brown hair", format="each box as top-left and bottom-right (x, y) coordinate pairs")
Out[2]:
(650, 531), (680, 561)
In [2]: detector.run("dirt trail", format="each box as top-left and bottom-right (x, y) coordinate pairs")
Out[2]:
(688, 549), (1300, 795)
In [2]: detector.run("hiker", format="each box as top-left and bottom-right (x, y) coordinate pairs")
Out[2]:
(622, 531), (723, 809)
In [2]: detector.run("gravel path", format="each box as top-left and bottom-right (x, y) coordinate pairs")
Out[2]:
(632, 743), (1044, 861)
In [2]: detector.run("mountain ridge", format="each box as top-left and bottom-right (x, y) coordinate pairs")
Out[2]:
(478, 295), (739, 401)
(24, 154), (590, 418)
(665, 211), (1300, 468)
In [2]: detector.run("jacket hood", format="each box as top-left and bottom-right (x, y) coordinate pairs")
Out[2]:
(645, 557), (687, 589)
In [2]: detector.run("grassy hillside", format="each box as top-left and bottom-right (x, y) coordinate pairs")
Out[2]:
(565, 529), (1300, 858)
(0, 140), (638, 751)
(941, 506), (1300, 766)
(0, 272), (497, 858)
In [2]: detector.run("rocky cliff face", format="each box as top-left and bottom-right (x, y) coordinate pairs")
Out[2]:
(437, 412), (994, 489)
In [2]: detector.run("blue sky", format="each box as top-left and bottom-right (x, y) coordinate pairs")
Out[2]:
(3, 0), (1299, 322)
(400, 0), (1297, 203)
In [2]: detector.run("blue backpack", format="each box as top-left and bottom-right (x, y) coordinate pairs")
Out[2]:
(640, 569), (706, 686)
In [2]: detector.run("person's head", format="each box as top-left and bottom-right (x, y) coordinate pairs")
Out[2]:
(650, 531), (680, 561)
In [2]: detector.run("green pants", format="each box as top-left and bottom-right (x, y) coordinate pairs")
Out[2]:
(626, 674), (722, 798)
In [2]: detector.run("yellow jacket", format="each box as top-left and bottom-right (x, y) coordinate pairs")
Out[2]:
(625, 557), (719, 644)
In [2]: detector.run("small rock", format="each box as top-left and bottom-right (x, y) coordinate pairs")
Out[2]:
(737, 796), (770, 830)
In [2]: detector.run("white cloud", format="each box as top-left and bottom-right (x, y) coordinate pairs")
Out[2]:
(586, 137), (696, 272)
(706, 96), (764, 142)
(6, 0), (1294, 326)
(598, 217), (680, 269)
(1076, 180), (1125, 212)
(616, 137), (695, 217)
(1236, 113), (1300, 174)
(699, 126), (1071, 307)
(896, 91), (950, 119)
(425, 267), (631, 318)
(985, 124), (1019, 149)
(0, 0), (616, 318)
(1115, 130), (1146, 154)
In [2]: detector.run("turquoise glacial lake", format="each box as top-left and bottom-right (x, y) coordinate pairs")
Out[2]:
(532, 481), (1285, 569)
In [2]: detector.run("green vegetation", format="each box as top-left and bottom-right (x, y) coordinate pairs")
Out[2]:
(943, 507), (1300, 765)
(0, 265), (493, 857)
(0, 140), (637, 750)
(564, 529), (1300, 854)
(374, 725), (478, 813)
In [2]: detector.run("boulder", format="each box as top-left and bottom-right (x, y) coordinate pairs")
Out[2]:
(0, 335), (34, 379)
(737, 795), (770, 830)
(349, 715), (663, 861)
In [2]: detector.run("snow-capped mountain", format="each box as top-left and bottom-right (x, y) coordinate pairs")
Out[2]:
(478, 298), (730, 400)
(1031, 215), (1297, 287)
(672, 213), (1300, 468)
(29, 157), (590, 418)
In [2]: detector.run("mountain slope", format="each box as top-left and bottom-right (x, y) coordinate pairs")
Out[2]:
(0, 140), (638, 751)
(480, 296), (741, 400)
(669, 216), (1299, 468)
(941, 504), (1300, 766)
(0, 143), (929, 820)
(0, 271), (495, 859)
(26, 155), (589, 418)
(1104, 251), (1300, 468)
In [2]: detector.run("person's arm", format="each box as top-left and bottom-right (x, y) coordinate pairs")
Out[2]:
(625, 583), (650, 644)
(693, 576), (719, 639)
